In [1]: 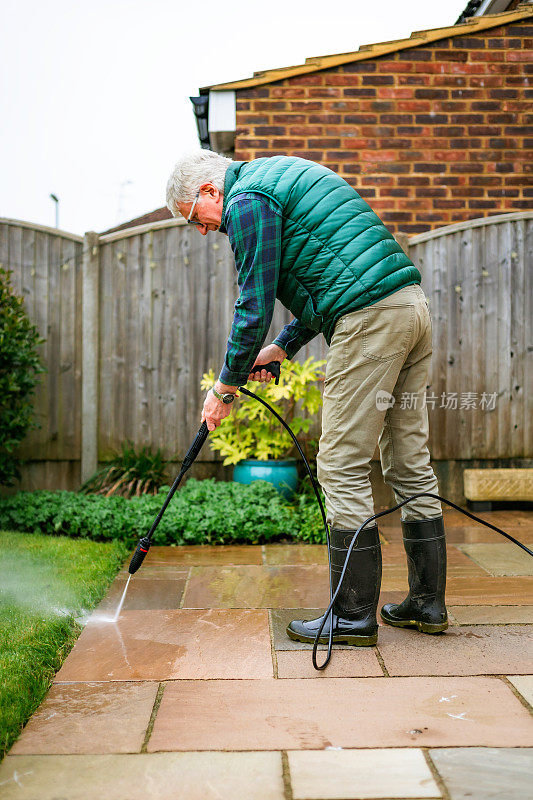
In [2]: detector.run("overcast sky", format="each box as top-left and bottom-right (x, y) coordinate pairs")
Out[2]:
(1, 0), (467, 235)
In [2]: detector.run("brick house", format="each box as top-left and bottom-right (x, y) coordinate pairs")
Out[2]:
(108, 3), (531, 236)
(189, 3), (531, 235)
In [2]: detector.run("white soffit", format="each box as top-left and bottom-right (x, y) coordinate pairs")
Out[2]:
(208, 90), (236, 132)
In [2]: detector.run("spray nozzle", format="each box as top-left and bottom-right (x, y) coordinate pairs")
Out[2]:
(128, 536), (151, 574)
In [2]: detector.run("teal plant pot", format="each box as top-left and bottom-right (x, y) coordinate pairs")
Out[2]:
(233, 459), (299, 499)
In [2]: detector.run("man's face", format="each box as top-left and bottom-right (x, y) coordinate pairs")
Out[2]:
(177, 183), (224, 235)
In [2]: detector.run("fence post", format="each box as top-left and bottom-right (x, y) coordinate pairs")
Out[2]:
(394, 231), (410, 258)
(81, 231), (100, 484)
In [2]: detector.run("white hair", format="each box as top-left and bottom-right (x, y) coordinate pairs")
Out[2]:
(166, 150), (233, 217)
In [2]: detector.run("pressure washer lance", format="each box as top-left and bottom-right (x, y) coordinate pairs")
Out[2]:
(128, 360), (533, 670)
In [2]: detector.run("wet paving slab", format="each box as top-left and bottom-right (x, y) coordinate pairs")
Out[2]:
(275, 649), (383, 678)
(449, 605), (533, 624)
(428, 747), (533, 800)
(0, 753), (285, 800)
(376, 625), (533, 677)
(10, 682), (158, 755)
(179, 566), (533, 609)
(96, 577), (187, 611)
(147, 676), (533, 751)
(380, 543), (488, 574)
(288, 748), (440, 799)
(507, 675), (533, 707)
(55, 609), (273, 681)
(262, 544), (327, 565)
(444, 576), (533, 605)
(181, 565), (330, 609)
(138, 545), (264, 566)
(458, 542), (533, 576)
(118, 565), (190, 580)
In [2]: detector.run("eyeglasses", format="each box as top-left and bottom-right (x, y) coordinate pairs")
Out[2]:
(187, 191), (201, 226)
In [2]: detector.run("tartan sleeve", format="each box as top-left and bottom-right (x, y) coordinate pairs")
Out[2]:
(272, 318), (318, 360)
(219, 195), (282, 386)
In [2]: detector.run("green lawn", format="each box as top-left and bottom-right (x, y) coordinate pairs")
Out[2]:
(0, 530), (127, 759)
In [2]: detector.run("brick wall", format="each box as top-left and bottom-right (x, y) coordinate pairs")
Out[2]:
(233, 19), (532, 234)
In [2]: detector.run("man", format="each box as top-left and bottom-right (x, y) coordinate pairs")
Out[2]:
(166, 151), (447, 646)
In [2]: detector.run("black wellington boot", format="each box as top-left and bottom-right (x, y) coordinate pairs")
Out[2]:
(381, 516), (448, 634)
(286, 525), (382, 646)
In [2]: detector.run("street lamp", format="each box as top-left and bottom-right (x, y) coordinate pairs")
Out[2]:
(49, 193), (59, 228)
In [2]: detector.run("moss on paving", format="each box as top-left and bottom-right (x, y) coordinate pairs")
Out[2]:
(0, 530), (127, 759)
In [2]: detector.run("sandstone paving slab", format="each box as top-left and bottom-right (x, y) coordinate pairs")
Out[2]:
(143, 544), (263, 565)
(276, 649), (383, 678)
(428, 747), (533, 800)
(377, 625), (533, 676)
(458, 542), (533, 576)
(10, 682), (158, 755)
(0, 752), (284, 800)
(147, 677), (533, 751)
(181, 565), (330, 608)
(381, 543), (486, 573)
(96, 578), (186, 612)
(288, 748), (440, 799)
(507, 675), (533, 708)
(449, 605), (533, 624)
(55, 609), (273, 681)
(442, 508), (532, 531)
(118, 565), (190, 580)
(263, 544), (327, 565)
(444, 576), (533, 605)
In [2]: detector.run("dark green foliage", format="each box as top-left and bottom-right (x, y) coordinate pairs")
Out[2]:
(0, 268), (45, 486)
(0, 479), (325, 546)
(80, 440), (168, 497)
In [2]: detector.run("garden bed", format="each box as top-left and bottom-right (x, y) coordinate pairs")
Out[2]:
(0, 479), (326, 546)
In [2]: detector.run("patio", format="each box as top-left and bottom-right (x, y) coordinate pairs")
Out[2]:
(1, 507), (532, 799)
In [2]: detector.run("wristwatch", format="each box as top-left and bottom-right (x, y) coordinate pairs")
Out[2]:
(212, 387), (236, 404)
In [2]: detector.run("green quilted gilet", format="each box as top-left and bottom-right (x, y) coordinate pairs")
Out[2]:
(222, 156), (420, 344)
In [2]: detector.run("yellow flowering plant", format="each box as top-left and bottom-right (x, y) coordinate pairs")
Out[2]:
(200, 357), (326, 466)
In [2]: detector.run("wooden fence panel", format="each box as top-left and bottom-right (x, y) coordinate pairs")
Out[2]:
(410, 212), (532, 461)
(1, 211), (531, 492)
(0, 220), (83, 462)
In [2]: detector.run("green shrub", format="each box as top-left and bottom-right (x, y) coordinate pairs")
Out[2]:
(80, 440), (168, 497)
(201, 357), (325, 464)
(0, 479), (327, 546)
(0, 268), (45, 486)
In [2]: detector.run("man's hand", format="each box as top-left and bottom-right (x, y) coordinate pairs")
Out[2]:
(248, 343), (287, 383)
(201, 382), (237, 432)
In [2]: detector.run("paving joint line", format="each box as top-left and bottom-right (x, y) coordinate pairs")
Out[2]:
(267, 609), (279, 679)
(373, 644), (390, 677)
(423, 747), (452, 800)
(500, 674), (533, 714)
(141, 682), (165, 753)
(179, 567), (193, 608)
(281, 750), (293, 800)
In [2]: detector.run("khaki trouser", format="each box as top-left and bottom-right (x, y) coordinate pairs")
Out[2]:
(316, 283), (442, 530)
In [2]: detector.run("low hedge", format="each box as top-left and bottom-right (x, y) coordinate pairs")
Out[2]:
(0, 479), (327, 546)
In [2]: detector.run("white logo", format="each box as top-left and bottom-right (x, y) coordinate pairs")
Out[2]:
(375, 390), (395, 411)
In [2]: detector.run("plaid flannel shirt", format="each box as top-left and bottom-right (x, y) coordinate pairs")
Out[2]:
(219, 192), (317, 386)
